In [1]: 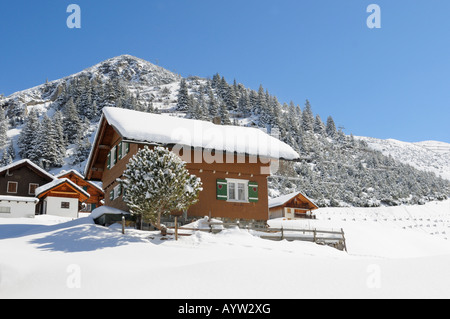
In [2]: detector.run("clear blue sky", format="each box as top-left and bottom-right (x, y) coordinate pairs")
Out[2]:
(1, 0), (449, 142)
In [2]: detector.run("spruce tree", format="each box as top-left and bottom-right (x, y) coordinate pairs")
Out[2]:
(63, 98), (82, 144)
(176, 79), (189, 112)
(302, 100), (314, 132)
(314, 114), (326, 135)
(326, 116), (337, 138)
(119, 146), (202, 230)
(18, 109), (40, 160)
(0, 110), (8, 149)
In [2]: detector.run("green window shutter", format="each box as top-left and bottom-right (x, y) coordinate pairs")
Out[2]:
(107, 152), (111, 170)
(216, 179), (228, 201)
(109, 189), (114, 201)
(125, 142), (130, 154)
(118, 184), (122, 197)
(118, 142), (123, 160)
(248, 182), (259, 203)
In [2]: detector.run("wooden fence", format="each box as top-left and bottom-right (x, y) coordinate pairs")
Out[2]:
(167, 221), (347, 252)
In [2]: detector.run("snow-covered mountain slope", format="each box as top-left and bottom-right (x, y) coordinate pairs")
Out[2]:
(1, 54), (449, 206)
(357, 137), (450, 181)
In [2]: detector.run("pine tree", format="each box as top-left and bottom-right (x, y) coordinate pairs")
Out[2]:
(18, 109), (39, 160)
(302, 100), (314, 132)
(72, 134), (91, 166)
(119, 146), (202, 229)
(314, 114), (326, 135)
(176, 79), (189, 111)
(219, 101), (232, 125)
(326, 116), (337, 138)
(35, 114), (65, 169)
(63, 98), (82, 144)
(0, 110), (8, 149)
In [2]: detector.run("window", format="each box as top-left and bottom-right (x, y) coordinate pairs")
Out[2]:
(107, 142), (131, 170)
(61, 202), (70, 209)
(109, 184), (122, 201)
(29, 183), (39, 195)
(7, 181), (18, 194)
(0, 206), (11, 214)
(217, 179), (259, 203)
(227, 179), (248, 203)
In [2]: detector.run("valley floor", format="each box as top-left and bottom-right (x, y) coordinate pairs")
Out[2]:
(0, 200), (449, 299)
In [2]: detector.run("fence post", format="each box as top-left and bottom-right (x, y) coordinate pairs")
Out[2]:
(341, 228), (348, 252)
(281, 226), (284, 240)
(313, 229), (317, 243)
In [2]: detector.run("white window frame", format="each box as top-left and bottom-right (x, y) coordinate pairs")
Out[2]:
(7, 181), (18, 194)
(113, 184), (121, 200)
(226, 178), (249, 203)
(111, 146), (117, 167)
(29, 183), (39, 195)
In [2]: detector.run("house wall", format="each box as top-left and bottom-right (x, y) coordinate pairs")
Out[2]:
(0, 200), (37, 218)
(102, 136), (271, 221)
(44, 197), (79, 218)
(0, 166), (52, 197)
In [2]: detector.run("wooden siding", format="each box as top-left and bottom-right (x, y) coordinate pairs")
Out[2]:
(87, 119), (272, 221)
(0, 165), (53, 198)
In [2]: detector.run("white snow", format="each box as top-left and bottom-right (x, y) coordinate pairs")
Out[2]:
(101, 107), (300, 161)
(357, 137), (450, 181)
(1, 200), (450, 299)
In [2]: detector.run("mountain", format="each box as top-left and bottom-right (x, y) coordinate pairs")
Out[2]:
(0, 54), (449, 207)
(358, 137), (450, 181)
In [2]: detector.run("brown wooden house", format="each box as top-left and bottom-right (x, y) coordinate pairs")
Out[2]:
(84, 107), (300, 223)
(0, 159), (55, 217)
(56, 170), (104, 213)
(269, 191), (319, 220)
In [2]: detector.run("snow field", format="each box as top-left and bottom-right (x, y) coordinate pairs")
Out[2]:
(0, 200), (450, 299)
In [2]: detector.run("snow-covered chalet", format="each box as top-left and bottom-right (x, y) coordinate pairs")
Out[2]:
(84, 107), (300, 222)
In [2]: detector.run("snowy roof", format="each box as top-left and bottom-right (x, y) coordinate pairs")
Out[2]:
(0, 195), (39, 203)
(35, 178), (91, 199)
(0, 159), (56, 181)
(269, 191), (318, 209)
(101, 107), (300, 161)
(55, 169), (104, 193)
(90, 206), (130, 220)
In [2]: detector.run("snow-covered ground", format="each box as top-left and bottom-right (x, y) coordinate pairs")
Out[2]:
(1, 200), (450, 299)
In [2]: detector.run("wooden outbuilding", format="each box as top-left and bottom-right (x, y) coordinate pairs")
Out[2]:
(35, 178), (90, 218)
(56, 169), (104, 213)
(269, 191), (319, 220)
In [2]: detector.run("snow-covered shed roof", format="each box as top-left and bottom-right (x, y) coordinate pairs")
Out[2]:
(269, 191), (318, 210)
(35, 178), (90, 199)
(100, 107), (300, 161)
(90, 206), (130, 220)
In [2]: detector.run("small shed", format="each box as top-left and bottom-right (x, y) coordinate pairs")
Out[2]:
(90, 206), (131, 226)
(35, 178), (90, 218)
(269, 191), (319, 220)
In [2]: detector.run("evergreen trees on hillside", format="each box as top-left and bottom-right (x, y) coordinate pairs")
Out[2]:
(3, 67), (449, 207)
